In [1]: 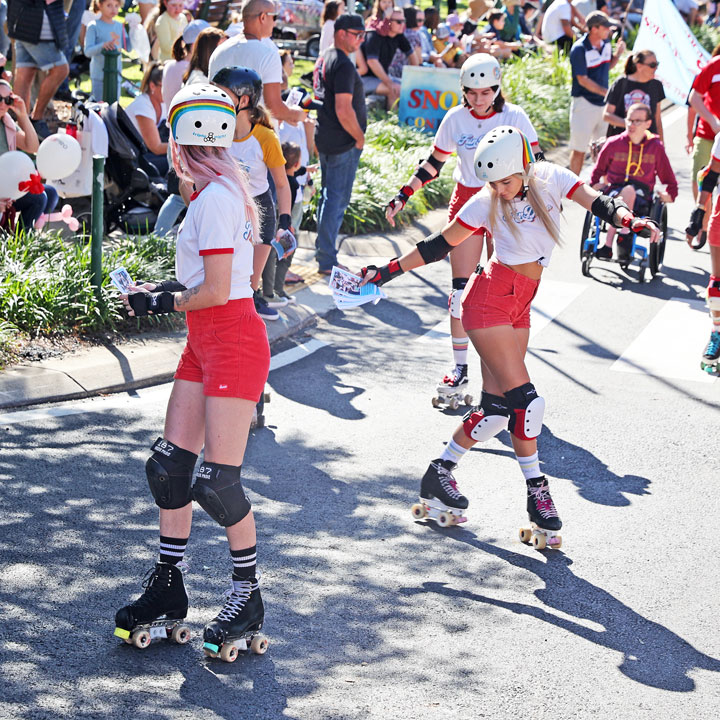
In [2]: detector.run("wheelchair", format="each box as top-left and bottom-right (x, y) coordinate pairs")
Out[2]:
(579, 193), (668, 283)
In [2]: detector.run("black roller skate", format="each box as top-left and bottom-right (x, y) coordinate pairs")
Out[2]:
(519, 476), (562, 550)
(203, 580), (268, 663)
(432, 364), (473, 410)
(700, 330), (720, 376)
(114, 561), (191, 648)
(411, 459), (468, 527)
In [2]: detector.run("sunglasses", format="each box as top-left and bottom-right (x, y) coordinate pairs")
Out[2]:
(0, 95), (13, 105)
(345, 29), (366, 38)
(641, 61), (659, 68)
(390, 18), (406, 24)
(627, 118), (649, 124)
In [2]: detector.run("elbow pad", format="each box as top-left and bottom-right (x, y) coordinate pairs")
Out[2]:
(416, 232), (453, 264)
(591, 194), (630, 229)
(700, 169), (720, 194)
(414, 166), (434, 185)
(426, 154), (446, 174)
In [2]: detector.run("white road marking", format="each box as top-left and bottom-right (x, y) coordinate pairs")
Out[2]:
(0, 340), (329, 424)
(417, 280), (586, 345)
(611, 298), (717, 384)
(269, 338), (328, 372)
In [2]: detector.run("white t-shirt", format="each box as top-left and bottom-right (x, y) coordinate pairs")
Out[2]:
(541, 0), (572, 43)
(175, 181), (254, 300)
(571, 0), (594, 19)
(125, 93), (166, 133)
(208, 36), (282, 105)
(433, 103), (538, 188)
(456, 162), (582, 267)
(710, 133), (720, 162)
(319, 20), (335, 55)
(162, 59), (189, 108)
(228, 123), (286, 197)
(279, 120), (310, 191)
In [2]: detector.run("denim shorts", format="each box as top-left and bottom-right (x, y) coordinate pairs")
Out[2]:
(14, 40), (68, 71)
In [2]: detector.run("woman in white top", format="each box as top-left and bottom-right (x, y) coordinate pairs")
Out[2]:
(115, 85), (270, 660)
(363, 126), (659, 547)
(319, 0), (345, 55)
(385, 54), (541, 400)
(125, 61), (168, 177)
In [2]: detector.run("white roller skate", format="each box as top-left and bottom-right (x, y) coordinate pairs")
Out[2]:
(410, 459), (468, 527)
(432, 364), (473, 410)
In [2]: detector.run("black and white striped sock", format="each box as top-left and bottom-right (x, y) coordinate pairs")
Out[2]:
(159, 535), (188, 565)
(231, 545), (257, 582)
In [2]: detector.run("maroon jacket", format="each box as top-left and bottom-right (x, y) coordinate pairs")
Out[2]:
(590, 131), (678, 200)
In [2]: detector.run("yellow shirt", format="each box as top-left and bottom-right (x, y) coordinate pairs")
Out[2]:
(154, 13), (188, 62)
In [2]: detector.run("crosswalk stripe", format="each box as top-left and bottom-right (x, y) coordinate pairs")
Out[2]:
(611, 298), (717, 384)
(417, 279), (587, 344)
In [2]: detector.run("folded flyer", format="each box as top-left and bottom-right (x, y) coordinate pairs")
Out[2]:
(328, 266), (386, 309)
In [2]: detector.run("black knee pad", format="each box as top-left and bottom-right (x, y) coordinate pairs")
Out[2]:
(146, 437), (198, 510)
(192, 462), (251, 527)
(504, 383), (545, 441)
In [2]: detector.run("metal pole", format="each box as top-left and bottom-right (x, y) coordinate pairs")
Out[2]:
(91, 155), (105, 302)
(102, 49), (120, 104)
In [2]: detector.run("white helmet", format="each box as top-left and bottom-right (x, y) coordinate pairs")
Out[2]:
(460, 54), (502, 91)
(473, 126), (535, 184)
(168, 84), (236, 148)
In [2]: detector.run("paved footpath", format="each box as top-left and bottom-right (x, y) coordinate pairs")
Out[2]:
(1, 106), (719, 720)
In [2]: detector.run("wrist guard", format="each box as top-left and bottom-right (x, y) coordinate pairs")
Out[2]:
(154, 280), (187, 293)
(416, 231), (453, 264)
(278, 213), (291, 231)
(686, 206), (706, 237)
(591, 194), (630, 228)
(128, 291), (176, 316)
(700, 169), (719, 194)
(389, 185), (414, 212)
(361, 258), (404, 286)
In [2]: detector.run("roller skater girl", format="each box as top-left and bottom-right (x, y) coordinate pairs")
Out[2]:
(685, 133), (720, 376)
(384, 54), (541, 405)
(114, 84), (270, 661)
(363, 126), (659, 547)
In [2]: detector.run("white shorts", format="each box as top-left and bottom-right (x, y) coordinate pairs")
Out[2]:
(569, 96), (606, 153)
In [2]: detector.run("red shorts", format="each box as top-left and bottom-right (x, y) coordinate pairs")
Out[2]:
(174, 298), (270, 401)
(461, 261), (540, 331)
(708, 194), (720, 248)
(448, 182), (482, 223)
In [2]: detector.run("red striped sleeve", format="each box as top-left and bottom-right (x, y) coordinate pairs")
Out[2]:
(199, 248), (234, 256)
(566, 181), (584, 199)
(432, 145), (452, 155)
(456, 216), (481, 232)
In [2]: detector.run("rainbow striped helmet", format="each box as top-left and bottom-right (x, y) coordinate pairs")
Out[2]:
(168, 84), (236, 148)
(473, 126), (535, 184)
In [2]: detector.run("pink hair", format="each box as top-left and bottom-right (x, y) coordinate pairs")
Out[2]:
(171, 139), (261, 244)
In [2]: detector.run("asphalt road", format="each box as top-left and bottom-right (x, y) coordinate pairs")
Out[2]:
(1, 107), (718, 719)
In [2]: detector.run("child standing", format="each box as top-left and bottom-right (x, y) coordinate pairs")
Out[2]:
(84, 0), (129, 103)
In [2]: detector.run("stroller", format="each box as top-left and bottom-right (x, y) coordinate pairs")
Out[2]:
(57, 93), (168, 234)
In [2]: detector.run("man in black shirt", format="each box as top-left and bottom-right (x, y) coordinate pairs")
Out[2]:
(312, 13), (367, 274)
(361, 6), (417, 107)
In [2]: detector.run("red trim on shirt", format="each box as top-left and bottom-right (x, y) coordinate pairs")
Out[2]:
(713, 155), (720, 163)
(199, 248), (234, 256)
(456, 216), (481, 232)
(470, 109), (497, 120)
(566, 181), (584, 199)
(433, 144), (452, 155)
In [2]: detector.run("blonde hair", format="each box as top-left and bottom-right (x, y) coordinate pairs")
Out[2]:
(487, 167), (561, 247)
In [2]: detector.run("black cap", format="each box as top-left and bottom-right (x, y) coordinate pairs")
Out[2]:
(334, 14), (365, 32)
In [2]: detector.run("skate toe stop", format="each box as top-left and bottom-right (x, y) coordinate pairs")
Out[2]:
(114, 627), (131, 640)
(203, 641), (220, 653)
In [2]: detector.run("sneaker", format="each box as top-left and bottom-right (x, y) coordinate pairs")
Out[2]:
(253, 291), (279, 320)
(31, 119), (52, 140)
(594, 245), (612, 260)
(262, 293), (289, 308)
(276, 290), (297, 304)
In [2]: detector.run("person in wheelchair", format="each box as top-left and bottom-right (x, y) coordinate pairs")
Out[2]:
(589, 102), (677, 262)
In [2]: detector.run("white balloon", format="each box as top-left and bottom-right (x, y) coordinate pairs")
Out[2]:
(36, 133), (82, 180)
(0, 151), (37, 200)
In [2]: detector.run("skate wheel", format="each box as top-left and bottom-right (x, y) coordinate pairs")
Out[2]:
(171, 625), (191, 645)
(132, 629), (151, 649)
(532, 532), (547, 551)
(431, 396), (441, 408)
(220, 644), (239, 663)
(251, 634), (269, 655)
(519, 528), (532, 544)
(410, 503), (427, 520)
(436, 511), (453, 528)
(256, 415), (265, 429)
(264, 392), (271, 403)
(464, 394), (473, 406)
(448, 397), (460, 411)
